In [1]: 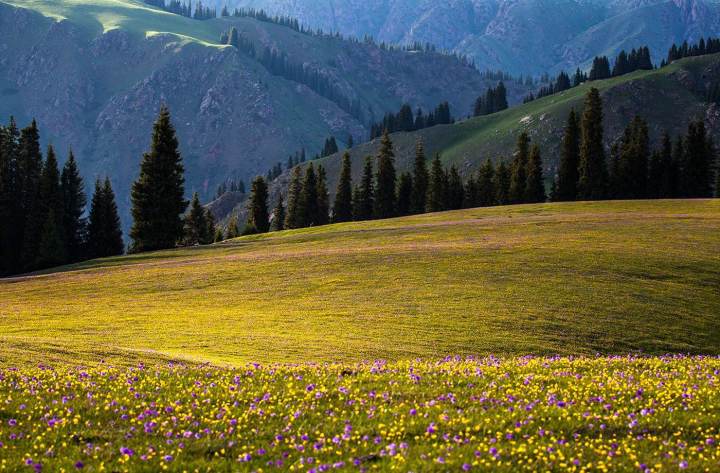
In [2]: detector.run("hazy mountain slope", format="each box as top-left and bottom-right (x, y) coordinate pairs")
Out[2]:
(218, 0), (720, 74)
(0, 0), (516, 228)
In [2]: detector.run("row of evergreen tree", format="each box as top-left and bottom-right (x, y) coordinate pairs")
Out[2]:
(214, 178), (245, 200)
(666, 37), (720, 64)
(144, 0), (216, 20)
(0, 119), (124, 276)
(473, 82), (509, 116)
(369, 103), (453, 139)
(552, 89), (718, 202)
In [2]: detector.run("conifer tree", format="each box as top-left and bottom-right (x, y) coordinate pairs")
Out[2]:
(0, 118), (20, 274)
(316, 165), (330, 226)
(299, 163), (318, 226)
(225, 215), (240, 240)
(355, 156), (374, 221)
(681, 120), (713, 197)
(509, 133), (530, 204)
(203, 209), (216, 244)
(617, 116), (649, 199)
(648, 150), (664, 199)
(332, 152), (353, 223)
(60, 150), (86, 262)
(184, 192), (207, 245)
(578, 88), (607, 200)
(494, 160), (511, 205)
(477, 159), (496, 206)
(87, 178), (124, 258)
(525, 145), (546, 203)
(464, 174), (479, 208)
(18, 120), (43, 270)
(396, 173), (413, 216)
(447, 166), (464, 210)
(285, 166), (303, 229)
(659, 131), (679, 198)
(272, 194), (285, 231)
(411, 139), (429, 214)
(130, 106), (188, 252)
(374, 131), (397, 219)
(556, 109), (580, 201)
(427, 154), (446, 212)
(247, 176), (270, 233)
(33, 145), (65, 268)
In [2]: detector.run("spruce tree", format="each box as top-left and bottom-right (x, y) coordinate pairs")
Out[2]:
(411, 139), (429, 214)
(447, 166), (464, 210)
(396, 173), (413, 216)
(578, 88), (607, 200)
(203, 209), (216, 244)
(525, 145), (546, 203)
(272, 194), (285, 231)
(427, 154), (446, 212)
(648, 150), (664, 199)
(494, 160), (511, 205)
(332, 152), (353, 223)
(18, 120), (43, 270)
(556, 109), (580, 201)
(509, 133), (530, 204)
(60, 150), (86, 262)
(225, 215), (240, 240)
(316, 165), (330, 226)
(0, 118), (20, 274)
(464, 174), (479, 208)
(130, 106), (188, 252)
(477, 159), (496, 206)
(681, 120), (713, 197)
(247, 176), (270, 233)
(355, 156), (374, 221)
(285, 166), (303, 229)
(87, 178), (124, 259)
(184, 192), (207, 245)
(33, 145), (65, 268)
(373, 131), (397, 219)
(659, 131), (678, 198)
(299, 163), (318, 226)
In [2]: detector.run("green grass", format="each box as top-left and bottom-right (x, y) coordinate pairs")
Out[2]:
(1, 200), (719, 367)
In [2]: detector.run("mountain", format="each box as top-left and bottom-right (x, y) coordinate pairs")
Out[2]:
(217, 0), (720, 75)
(0, 0), (522, 229)
(215, 52), (720, 224)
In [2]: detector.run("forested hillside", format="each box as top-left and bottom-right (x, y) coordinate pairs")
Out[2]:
(0, 0), (527, 228)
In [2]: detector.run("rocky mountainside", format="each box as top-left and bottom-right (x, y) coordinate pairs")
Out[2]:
(218, 0), (720, 74)
(0, 0), (526, 229)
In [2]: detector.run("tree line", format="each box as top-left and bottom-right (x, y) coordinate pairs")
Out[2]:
(473, 82), (509, 116)
(369, 103), (453, 139)
(552, 89), (717, 202)
(236, 86), (718, 239)
(0, 118), (124, 276)
(665, 37), (720, 65)
(143, 0), (216, 20)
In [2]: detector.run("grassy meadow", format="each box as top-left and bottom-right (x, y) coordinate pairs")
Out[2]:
(1, 199), (719, 367)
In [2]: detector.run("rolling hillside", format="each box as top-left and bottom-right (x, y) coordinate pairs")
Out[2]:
(0, 0), (524, 228)
(1, 200), (719, 367)
(217, 53), (720, 224)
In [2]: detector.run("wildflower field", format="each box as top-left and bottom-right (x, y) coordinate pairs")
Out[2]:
(1, 356), (719, 472)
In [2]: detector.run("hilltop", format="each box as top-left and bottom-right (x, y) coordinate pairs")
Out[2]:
(1, 200), (718, 367)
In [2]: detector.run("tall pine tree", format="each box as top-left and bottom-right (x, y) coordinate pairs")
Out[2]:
(332, 152), (353, 223)
(556, 109), (580, 201)
(477, 159), (496, 206)
(299, 163), (318, 227)
(272, 194), (285, 231)
(494, 161), (511, 205)
(355, 156), (374, 221)
(247, 176), (270, 233)
(525, 145), (546, 203)
(316, 165), (330, 226)
(396, 173), (413, 216)
(87, 178), (124, 258)
(427, 154), (446, 212)
(18, 120), (43, 270)
(130, 106), (188, 252)
(184, 192), (207, 245)
(61, 150), (87, 262)
(408, 139), (429, 214)
(509, 133), (530, 203)
(578, 88), (607, 200)
(373, 131), (397, 219)
(285, 166), (304, 229)
(34, 145), (66, 269)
